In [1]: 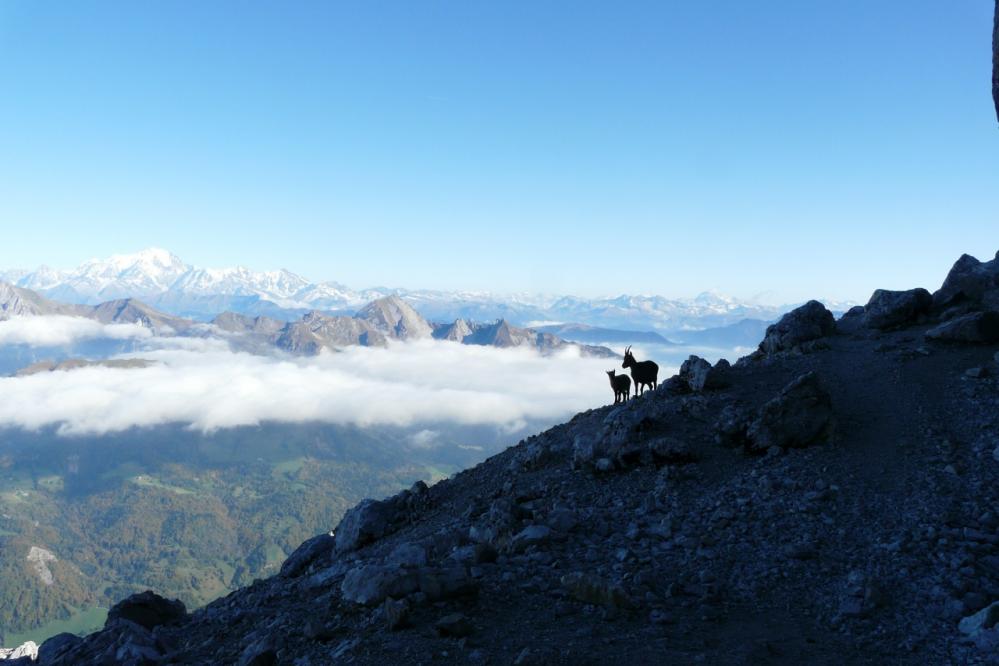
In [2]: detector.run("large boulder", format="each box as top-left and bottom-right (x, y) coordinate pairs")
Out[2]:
(340, 564), (420, 606)
(746, 372), (834, 452)
(925, 311), (999, 344)
(334, 481), (427, 553)
(760, 301), (835, 355)
(862, 288), (932, 330)
(679, 355), (730, 391)
(933, 251), (999, 310)
(280, 532), (336, 577)
(37, 633), (82, 663)
(105, 590), (186, 630)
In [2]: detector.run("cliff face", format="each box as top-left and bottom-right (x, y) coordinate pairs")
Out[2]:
(29, 251), (999, 665)
(993, 0), (998, 121)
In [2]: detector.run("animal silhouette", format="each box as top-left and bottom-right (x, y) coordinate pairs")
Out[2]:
(606, 369), (631, 404)
(622, 346), (659, 396)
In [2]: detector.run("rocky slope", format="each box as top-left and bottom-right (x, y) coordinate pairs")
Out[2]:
(12, 250), (998, 665)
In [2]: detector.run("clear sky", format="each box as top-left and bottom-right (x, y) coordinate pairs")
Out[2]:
(0, 1), (996, 302)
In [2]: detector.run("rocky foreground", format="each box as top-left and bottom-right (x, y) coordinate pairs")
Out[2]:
(7, 251), (999, 665)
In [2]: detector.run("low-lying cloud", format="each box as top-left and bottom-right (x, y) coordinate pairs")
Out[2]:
(0, 315), (152, 347)
(0, 328), (662, 435)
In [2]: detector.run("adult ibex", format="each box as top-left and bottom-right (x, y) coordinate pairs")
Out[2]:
(606, 369), (631, 404)
(622, 346), (658, 396)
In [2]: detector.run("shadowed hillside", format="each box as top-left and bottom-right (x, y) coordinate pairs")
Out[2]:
(24, 250), (999, 665)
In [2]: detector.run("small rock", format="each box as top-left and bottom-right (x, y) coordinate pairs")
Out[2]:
(959, 601), (999, 635)
(925, 312), (999, 344)
(382, 597), (409, 631)
(510, 525), (552, 552)
(435, 613), (474, 638)
(561, 572), (632, 609)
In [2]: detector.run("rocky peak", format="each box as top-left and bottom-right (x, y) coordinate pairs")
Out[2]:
(355, 295), (433, 340)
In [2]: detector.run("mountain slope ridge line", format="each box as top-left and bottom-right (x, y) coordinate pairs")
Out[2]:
(20, 249), (999, 665)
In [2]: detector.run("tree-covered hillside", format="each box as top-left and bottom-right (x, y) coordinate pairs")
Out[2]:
(0, 421), (516, 642)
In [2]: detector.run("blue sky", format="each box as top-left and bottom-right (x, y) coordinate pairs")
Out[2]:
(0, 1), (996, 302)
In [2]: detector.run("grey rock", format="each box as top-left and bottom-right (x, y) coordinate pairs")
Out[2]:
(510, 525), (552, 552)
(105, 590), (186, 631)
(386, 542), (428, 568)
(959, 601), (999, 635)
(862, 288), (932, 329)
(547, 508), (579, 533)
(334, 487), (417, 553)
(280, 532), (335, 578)
(836, 305), (866, 334)
(238, 640), (277, 666)
(647, 436), (696, 463)
(356, 295), (433, 340)
(0, 642), (37, 662)
(340, 564), (419, 606)
(37, 633), (82, 663)
(933, 251), (999, 309)
(435, 613), (474, 638)
(382, 597), (409, 630)
(760, 300), (835, 355)
(417, 566), (479, 601)
(679, 355), (729, 391)
(746, 372), (834, 452)
(925, 312), (999, 344)
(561, 572), (633, 609)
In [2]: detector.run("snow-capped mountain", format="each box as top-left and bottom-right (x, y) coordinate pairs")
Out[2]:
(2, 248), (848, 331)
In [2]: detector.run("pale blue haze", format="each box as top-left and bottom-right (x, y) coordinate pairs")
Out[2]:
(0, 1), (996, 301)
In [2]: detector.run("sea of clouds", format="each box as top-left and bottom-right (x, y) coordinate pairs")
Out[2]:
(0, 316), (665, 436)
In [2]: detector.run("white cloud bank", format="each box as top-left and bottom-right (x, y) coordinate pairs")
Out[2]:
(0, 335), (659, 436)
(0, 315), (152, 347)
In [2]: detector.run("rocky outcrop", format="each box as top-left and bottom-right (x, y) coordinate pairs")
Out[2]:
(862, 288), (932, 329)
(356, 295), (434, 340)
(431, 318), (473, 342)
(925, 311), (999, 344)
(679, 355), (730, 391)
(994, 0), (998, 123)
(275, 311), (388, 353)
(334, 481), (428, 553)
(279, 532), (335, 578)
(212, 311), (285, 335)
(759, 300), (835, 354)
(932, 251), (999, 311)
(746, 372), (834, 452)
(0, 641), (37, 663)
(105, 590), (187, 630)
(462, 319), (616, 358)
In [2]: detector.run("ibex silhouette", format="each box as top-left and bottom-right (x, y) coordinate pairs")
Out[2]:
(606, 369), (631, 404)
(622, 346), (658, 396)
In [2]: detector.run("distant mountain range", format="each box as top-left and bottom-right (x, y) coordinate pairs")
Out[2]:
(0, 283), (617, 363)
(0, 248), (855, 331)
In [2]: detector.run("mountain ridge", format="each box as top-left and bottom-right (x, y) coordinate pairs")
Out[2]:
(0, 284), (617, 361)
(21, 249), (999, 665)
(1, 249), (853, 332)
